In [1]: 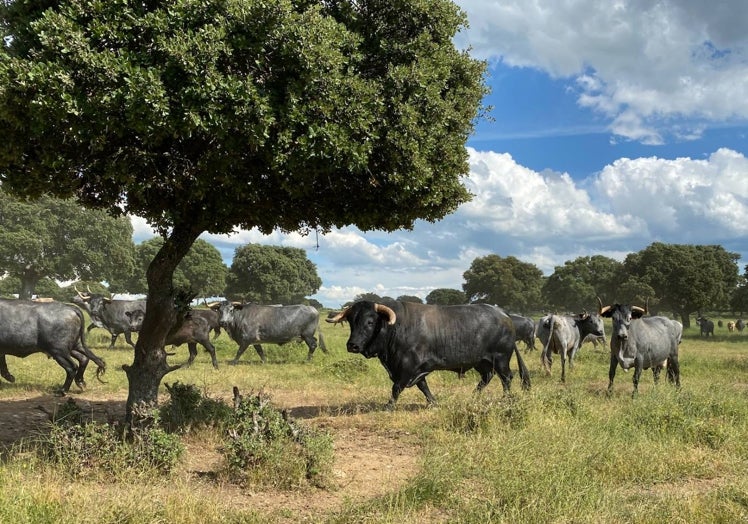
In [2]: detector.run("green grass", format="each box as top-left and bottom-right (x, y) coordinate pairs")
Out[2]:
(1, 317), (748, 522)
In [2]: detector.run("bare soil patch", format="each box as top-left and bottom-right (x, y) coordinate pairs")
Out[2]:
(0, 389), (422, 520)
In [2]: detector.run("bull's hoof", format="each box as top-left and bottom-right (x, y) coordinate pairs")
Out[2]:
(228, 360), (239, 366)
(75, 380), (87, 391)
(54, 389), (67, 397)
(1, 374), (15, 383)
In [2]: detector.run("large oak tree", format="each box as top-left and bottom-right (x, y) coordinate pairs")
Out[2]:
(0, 190), (135, 298)
(0, 0), (487, 419)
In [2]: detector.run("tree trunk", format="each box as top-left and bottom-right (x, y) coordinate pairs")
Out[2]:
(123, 222), (203, 424)
(679, 311), (691, 329)
(19, 271), (39, 299)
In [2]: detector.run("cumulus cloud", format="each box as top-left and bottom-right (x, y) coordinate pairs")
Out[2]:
(455, 0), (748, 142)
(130, 148), (748, 307)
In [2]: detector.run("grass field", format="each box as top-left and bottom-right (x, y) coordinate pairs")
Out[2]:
(0, 314), (747, 523)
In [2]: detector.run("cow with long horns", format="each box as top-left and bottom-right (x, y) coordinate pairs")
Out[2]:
(327, 300), (530, 408)
(598, 299), (681, 396)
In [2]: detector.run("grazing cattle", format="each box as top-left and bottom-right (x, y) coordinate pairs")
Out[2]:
(0, 298), (106, 394)
(538, 311), (605, 382)
(191, 308), (221, 339)
(736, 319), (745, 332)
(74, 289), (145, 348)
(509, 314), (536, 351)
(717, 319), (723, 328)
(727, 321), (736, 332)
(208, 301), (326, 363)
(598, 301), (681, 396)
(125, 308), (218, 368)
(326, 300), (530, 407)
(582, 332), (606, 349)
(695, 316), (714, 337)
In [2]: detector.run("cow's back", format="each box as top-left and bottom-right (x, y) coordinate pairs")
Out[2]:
(231, 305), (318, 344)
(627, 316), (680, 363)
(0, 300), (81, 355)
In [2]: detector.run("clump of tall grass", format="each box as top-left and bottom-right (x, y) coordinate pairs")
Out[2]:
(221, 387), (334, 490)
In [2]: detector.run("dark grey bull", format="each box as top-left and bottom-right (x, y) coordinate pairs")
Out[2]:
(327, 301), (531, 408)
(599, 301), (682, 395)
(125, 308), (219, 368)
(209, 301), (327, 363)
(696, 316), (714, 337)
(509, 314), (536, 351)
(0, 299), (106, 394)
(75, 290), (145, 348)
(538, 311), (605, 382)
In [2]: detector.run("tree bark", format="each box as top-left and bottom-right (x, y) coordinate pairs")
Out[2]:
(19, 270), (39, 299)
(123, 221), (203, 423)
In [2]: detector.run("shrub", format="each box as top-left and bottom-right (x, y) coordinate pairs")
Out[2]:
(159, 381), (233, 433)
(221, 387), (334, 489)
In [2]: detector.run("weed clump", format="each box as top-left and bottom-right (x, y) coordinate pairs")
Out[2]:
(38, 398), (183, 478)
(222, 386), (333, 490)
(159, 381), (232, 433)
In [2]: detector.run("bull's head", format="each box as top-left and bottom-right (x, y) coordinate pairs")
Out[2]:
(598, 300), (646, 369)
(329, 302), (397, 358)
(125, 309), (146, 332)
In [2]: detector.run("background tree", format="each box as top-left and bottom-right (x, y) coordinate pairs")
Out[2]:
(396, 295), (423, 303)
(729, 265), (748, 316)
(462, 255), (543, 312)
(225, 244), (321, 304)
(622, 243), (740, 327)
(0, 0), (486, 417)
(542, 255), (622, 312)
(113, 238), (227, 299)
(425, 288), (467, 305)
(0, 191), (135, 299)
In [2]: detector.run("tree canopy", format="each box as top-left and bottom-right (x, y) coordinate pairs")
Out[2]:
(0, 0), (487, 417)
(425, 288), (466, 305)
(226, 244), (321, 304)
(462, 255), (543, 312)
(112, 237), (228, 298)
(0, 191), (135, 298)
(622, 242), (740, 326)
(542, 255), (622, 312)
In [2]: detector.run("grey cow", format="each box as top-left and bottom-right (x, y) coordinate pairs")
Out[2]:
(209, 301), (327, 363)
(599, 301), (681, 396)
(537, 311), (605, 382)
(75, 290), (146, 348)
(695, 316), (714, 337)
(509, 314), (537, 351)
(0, 299), (106, 394)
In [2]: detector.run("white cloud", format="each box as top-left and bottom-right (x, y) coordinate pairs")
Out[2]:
(456, 0), (748, 142)
(131, 148), (748, 308)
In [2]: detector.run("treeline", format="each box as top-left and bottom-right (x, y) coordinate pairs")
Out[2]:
(1, 191), (746, 327)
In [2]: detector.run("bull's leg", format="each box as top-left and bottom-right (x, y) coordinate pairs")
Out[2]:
(0, 354), (15, 383)
(230, 343), (256, 364)
(667, 355), (680, 388)
(202, 341), (219, 369)
(109, 333), (118, 349)
(302, 335), (318, 361)
(652, 365), (663, 384)
(187, 343), (198, 366)
(560, 350), (568, 383)
(70, 348), (90, 389)
(476, 369), (495, 392)
(50, 352), (79, 395)
(386, 382), (405, 410)
(415, 379), (436, 406)
(252, 344), (266, 363)
(607, 354), (618, 393)
(631, 363), (642, 398)
(123, 330), (137, 349)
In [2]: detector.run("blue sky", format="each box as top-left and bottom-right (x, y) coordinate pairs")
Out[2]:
(133, 1), (748, 309)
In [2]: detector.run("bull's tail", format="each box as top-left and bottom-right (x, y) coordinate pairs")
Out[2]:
(541, 316), (555, 374)
(73, 306), (107, 383)
(318, 324), (328, 353)
(514, 344), (531, 390)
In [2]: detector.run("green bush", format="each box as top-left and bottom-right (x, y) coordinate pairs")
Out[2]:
(159, 381), (233, 433)
(221, 388), (334, 489)
(38, 399), (183, 478)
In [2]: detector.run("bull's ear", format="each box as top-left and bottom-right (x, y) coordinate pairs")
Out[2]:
(125, 311), (132, 318)
(232, 302), (244, 309)
(631, 306), (646, 318)
(599, 306), (612, 317)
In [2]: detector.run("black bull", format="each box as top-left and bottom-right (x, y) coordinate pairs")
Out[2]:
(327, 301), (530, 407)
(0, 299), (106, 394)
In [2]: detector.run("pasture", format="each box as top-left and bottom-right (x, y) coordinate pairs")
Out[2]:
(1, 314), (747, 523)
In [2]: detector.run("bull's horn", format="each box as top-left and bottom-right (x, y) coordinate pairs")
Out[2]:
(374, 303), (397, 325)
(632, 306), (646, 316)
(74, 284), (86, 299)
(596, 296), (603, 314)
(326, 308), (350, 324)
(206, 301), (220, 309)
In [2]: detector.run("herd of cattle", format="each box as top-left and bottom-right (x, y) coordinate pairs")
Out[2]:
(0, 292), (745, 402)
